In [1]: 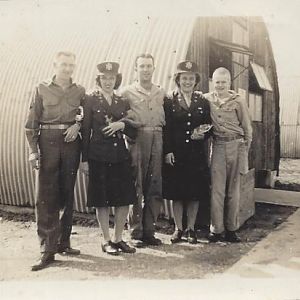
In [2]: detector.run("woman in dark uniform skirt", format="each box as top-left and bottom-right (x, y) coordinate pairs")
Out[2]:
(81, 62), (140, 255)
(163, 61), (212, 244)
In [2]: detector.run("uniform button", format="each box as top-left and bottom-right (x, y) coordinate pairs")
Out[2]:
(112, 134), (116, 137)
(218, 115), (221, 118)
(113, 143), (118, 147)
(185, 139), (189, 143)
(186, 131), (190, 134)
(188, 113), (191, 117)
(187, 122), (191, 126)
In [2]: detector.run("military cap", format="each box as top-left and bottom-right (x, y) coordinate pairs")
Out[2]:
(97, 62), (120, 75)
(175, 61), (199, 74)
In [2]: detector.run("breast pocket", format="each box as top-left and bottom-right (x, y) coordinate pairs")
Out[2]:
(219, 107), (237, 122)
(66, 94), (81, 108)
(42, 96), (60, 119)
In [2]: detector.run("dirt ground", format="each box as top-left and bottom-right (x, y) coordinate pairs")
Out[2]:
(1, 158), (299, 281)
(0, 202), (296, 280)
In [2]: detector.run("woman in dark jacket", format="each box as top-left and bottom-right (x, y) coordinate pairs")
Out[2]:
(81, 62), (139, 255)
(163, 61), (212, 244)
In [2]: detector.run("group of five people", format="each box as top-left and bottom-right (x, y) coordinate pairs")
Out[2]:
(25, 51), (252, 271)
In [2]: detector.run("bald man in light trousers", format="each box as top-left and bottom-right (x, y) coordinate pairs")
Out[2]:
(204, 67), (252, 243)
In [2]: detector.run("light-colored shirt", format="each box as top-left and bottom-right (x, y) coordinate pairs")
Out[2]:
(121, 81), (165, 128)
(204, 91), (252, 144)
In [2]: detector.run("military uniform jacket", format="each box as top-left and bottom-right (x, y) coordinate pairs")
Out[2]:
(81, 91), (137, 163)
(163, 91), (211, 166)
(163, 91), (211, 202)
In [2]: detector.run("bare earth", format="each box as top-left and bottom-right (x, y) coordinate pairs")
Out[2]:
(0, 158), (299, 281)
(0, 203), (295, 281)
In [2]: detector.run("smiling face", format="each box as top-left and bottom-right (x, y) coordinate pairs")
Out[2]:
(135, 57), (155, 83)
(99, 74), (117, 94)
(53, 54), (76, 81)
(178, 72), (196, 94)
(212, 70), (231, 97)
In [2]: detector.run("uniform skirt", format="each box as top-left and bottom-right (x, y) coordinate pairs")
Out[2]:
(87, 159), (137, 207)
(163, 157), (210, 203)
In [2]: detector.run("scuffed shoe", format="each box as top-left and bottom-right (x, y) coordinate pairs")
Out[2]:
(57, 247), (80, 255)
(225, 231), (241, 243)
(170, 229), (183, 244)
(112, 241), (136, 253)
(186, 229), (197, 244)
(101, 241), (119, 255)
(207, 232), (223, 243)
(142, 236), (162, 246)
(31, 253), (55, 271)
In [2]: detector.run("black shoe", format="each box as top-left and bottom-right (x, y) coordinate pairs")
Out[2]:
(57, 247), (80, 255)
(101, 241), (119, 255)
(130, 230), (143, 241)
(186, 229), (197, 244)
(31, 253), (55, 271)
(225, 231), (241, 243)
(170, 230), (183, 244)
(142, 236), (162, 246)
(207, 232), (223, 243)
(112, 241), (136, 253)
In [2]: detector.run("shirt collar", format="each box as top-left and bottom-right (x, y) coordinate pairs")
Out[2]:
(212, 90), (238, 105)
(133, 81), (156, 96)
(47, 75), (77, 87)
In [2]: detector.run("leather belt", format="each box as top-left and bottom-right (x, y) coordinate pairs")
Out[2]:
(40, 124), (70, 130)
(213, 135), (243, 142)
(139, 126), (162, 132)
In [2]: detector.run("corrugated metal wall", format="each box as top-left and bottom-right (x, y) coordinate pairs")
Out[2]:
(0, 15), (196, 212)
(280, 81), (300, 158)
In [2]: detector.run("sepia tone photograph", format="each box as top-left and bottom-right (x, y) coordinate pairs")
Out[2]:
(0, 0), (300, 299)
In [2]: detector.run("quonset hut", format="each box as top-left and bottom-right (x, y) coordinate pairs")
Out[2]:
(0, 14), (279, 221)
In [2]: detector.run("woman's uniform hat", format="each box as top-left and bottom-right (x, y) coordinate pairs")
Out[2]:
(97, 62), (120, 75)
(96, 61), (122, 89)
(175, 60), (199, 74)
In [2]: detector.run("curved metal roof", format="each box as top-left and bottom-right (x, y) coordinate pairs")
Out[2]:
(0, 16), (195, 211)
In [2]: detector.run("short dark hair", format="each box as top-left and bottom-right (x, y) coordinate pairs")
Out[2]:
(95, 74), (122, 90)
(174, 72), (201, 89)
(134, 53), (155, 67)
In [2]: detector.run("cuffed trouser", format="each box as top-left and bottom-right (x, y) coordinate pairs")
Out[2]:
(128, 130), (163, 238)
(35, 130), (80, 253)
(210, 139), (247, 234)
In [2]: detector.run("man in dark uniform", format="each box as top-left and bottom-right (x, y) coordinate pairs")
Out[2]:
(25, 51), (85, 271)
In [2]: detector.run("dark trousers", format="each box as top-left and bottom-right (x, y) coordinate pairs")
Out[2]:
(35, 130), (80, 254)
